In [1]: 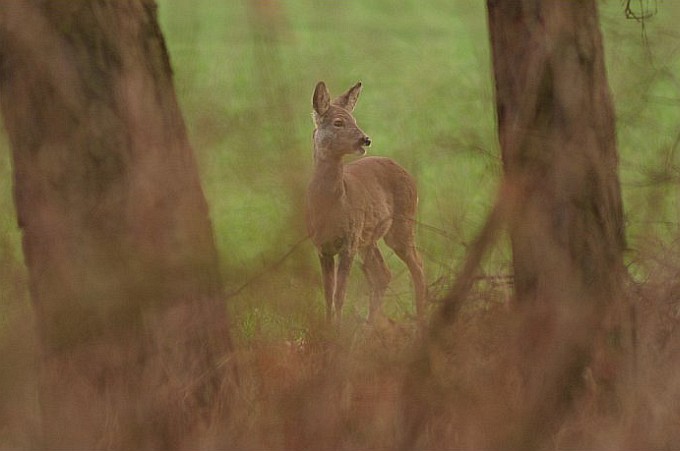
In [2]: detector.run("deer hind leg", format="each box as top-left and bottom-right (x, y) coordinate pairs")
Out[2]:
(319, 254), (336, 323)
(385, 231), (427, 321)
(360, 245), (391, 322)
(334, 250), (356, 322)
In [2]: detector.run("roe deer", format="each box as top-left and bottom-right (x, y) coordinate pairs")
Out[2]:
(306, 81), (426, 323)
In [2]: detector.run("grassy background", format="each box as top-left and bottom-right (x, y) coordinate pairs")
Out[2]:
(1, 0), (679, 339)
(161, 0), (680, 340)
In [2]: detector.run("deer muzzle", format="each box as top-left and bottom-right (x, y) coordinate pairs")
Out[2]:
(356, 136), (371, 155)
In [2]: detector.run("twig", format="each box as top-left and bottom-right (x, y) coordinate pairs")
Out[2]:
(225, 235), (309, 299)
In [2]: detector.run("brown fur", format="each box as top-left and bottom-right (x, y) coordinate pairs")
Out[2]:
(306, 81), (426, 323)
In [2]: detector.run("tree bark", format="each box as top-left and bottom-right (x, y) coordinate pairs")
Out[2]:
(0, 1), (233, 448)
(487, 0), (626, 447)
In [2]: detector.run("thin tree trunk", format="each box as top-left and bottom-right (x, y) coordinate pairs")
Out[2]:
(486, 0), (627, 447)
(0, 1), (233, 448)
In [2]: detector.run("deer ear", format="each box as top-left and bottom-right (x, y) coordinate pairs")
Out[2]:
(333, 81), (362, 112)
(312, 82), (331, 118)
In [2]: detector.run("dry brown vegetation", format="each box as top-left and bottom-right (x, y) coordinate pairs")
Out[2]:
(6, 243), (680, 450)
(220, 245), (680, 450)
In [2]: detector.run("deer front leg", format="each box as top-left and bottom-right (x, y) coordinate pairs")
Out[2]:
(334, 250), (355, 322)
(319, 253), (336, 323)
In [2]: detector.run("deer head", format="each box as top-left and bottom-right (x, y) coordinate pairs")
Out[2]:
(312, 81), (371, 160)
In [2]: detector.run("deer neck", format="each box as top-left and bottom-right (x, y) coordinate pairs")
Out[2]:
(310, 147), (346, 204)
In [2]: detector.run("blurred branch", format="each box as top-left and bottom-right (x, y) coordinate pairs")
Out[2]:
(435, 192), (506, 324)
(623, 0), (657, 22)
(622, 0), (657, 56)
(225, 235), (308, 299)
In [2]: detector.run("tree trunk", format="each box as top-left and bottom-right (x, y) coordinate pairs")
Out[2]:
(487, 0), (626, 446)
(0, 1), (233, 448)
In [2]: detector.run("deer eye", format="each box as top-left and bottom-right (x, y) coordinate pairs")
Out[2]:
(332, 119), (344, 127)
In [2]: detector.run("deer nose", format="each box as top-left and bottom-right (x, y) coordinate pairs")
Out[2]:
(363, 136), (372, 147)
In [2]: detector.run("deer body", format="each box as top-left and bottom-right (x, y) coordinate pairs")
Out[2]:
(306, 81), (426, 323)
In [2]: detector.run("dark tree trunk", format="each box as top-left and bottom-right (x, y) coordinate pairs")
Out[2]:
(0, 1), (233, 448)
(488, 0), (625, 302)
(399, 2), (629, 449)
(487, 0), (627, 447)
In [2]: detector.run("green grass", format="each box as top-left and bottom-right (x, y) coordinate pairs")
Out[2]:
(153, 1), (499, 333)
(0, 1), (679, 339)
(157, 1), (679, 336)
